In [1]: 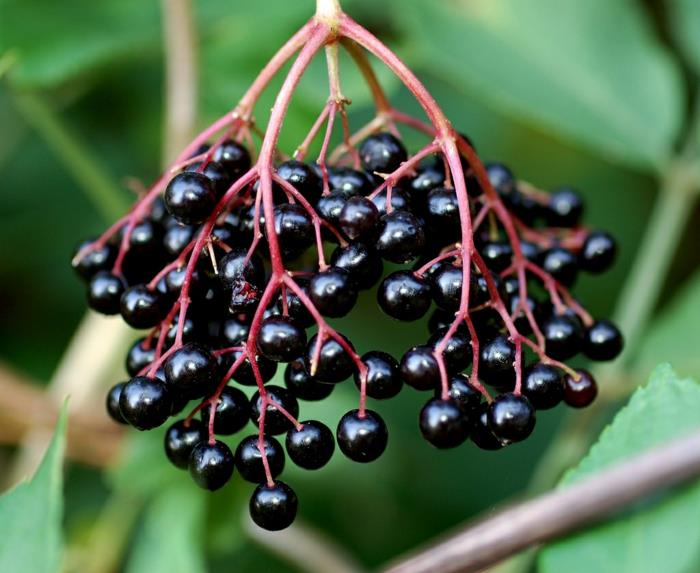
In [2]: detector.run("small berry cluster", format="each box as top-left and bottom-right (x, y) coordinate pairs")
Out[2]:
(72, 11), (621, 531)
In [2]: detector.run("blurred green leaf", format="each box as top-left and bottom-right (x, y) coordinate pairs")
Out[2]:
(0, 0), (159, 88)
(538, 364), (700, 573)
(396, 0), (684, 171)
(126, 484), (207, 573)
(667, 0), (700, 73)
(0, 406), (66, 573)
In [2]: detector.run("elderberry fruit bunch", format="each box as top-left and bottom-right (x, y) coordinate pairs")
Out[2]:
(72, 6), (622, 531)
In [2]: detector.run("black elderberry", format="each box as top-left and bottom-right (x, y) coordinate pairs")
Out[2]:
(359, 132), (407, 173)
(371, 187), (413, 216)
(72, 240), (115, 280)
(106, 382), (128, 424)
(218, 248), (265, 288)
(579, 231), (617, 273)
(308, 267), (358, 318)
(330, 243), (383, 290)
(410, 162), (446, 198)
(564, 369), (597, 408)
(119, 376), (172, 430)
(519, 240), (542, 262)
(164, 266), (202, 298)
(480, 241), (513, 273)
(163, 224), (196, 257)
(127, 220), (163, 255)
(164, 343), (217, 400)
(354, 351), (402, 399)
(426, 187), (461, 240)
(470, 403), (504, 450)
(272, 279), (314, 329)
(400, 345), (440, 391)
(339, 196), (380, 241)
(200, 386), (249, 435)
(87, 271), (125, 315)
(376, 210), (426, 264)
(583, 319), (623, 361)
(219, 316), (250, 346)
(227, 350), (278, 386)
(542, 313), (584, 360)
(419, 398), (470, 449)
(213, 139), (251, 178)
(480, 335), (516, 389)
(328, 167), (373, 196)
(271, 203), (315, 259)
(125, 338), (156, 377)
(377, 271), (431, 321)
(277, 160), (323, 203)
(337, 409), (388, 463)
(164, 419), (206, 469)
(189, 440), (235, 491)
(316, 190), (350, 230)
(284, 359), (334, 401)
(522, 364), (564, 410)
(256, 316), (307, 363)
(228, 278), (261, 314)
(431, 263), (463, 311)
(546, 187), (583, 228)
(249, 481), (298, 531)
(164, 172), (217, 225)
(488, 393), (536, 443)
(119, 285), (168, 329)
(165, 315), (202, 346)
(428, 308), (453, 333)
(186, 160), (231, 196)
(250, 386), (299, 435)
(486, 162), (516, 197)
(305, 334), (355, 384)
(435, 373), (481, 413)
(286, 420), (335, 470)
(429, 326), (472, 373)
(235, 435), (286, 482)
(541, 247), (578, 287)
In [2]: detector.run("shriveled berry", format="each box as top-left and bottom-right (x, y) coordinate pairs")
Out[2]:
(219, 248), (265, 288)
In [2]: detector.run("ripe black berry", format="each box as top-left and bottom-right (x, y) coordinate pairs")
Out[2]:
(219, 248), (265, 288)
(486, 162), (516, 197)
(419, 398), (470, 449)
(163, 223), (195, 257)
(410, 162), (446, 196)
(546, 188), (583, 227)
(338, 196), (380, 241)
(480, 241), (513, 273)
(271, 203), (314, 259)
(213, 139), (251, 178)
(580, 231), (616, 273)
(371, 187), (413, 216)
(227, 350), (278, 386)
(164, 419), (206, 469)
(164, 343), (217, 400)
(189, 440), (235, 491)
(583, 319), (623, 361)
(480, 335), (516, 388)
(376, 210), (426, 264)
(72, 240), (115, 280)
(435, 374), (481, 413)
(330, 243), (383, 290)
(470, 403), (504, 450)
(186, 160), (231, 196)
(564, 369), (597, 408)
(284, 359), (334, 401)
(337, 409), (388, 463)
(235, 435), (285, 482)
(355, 351), (402, 399)
(120, 285), (168, 329)
(431, 263), (463, 311)
(256, 316), (307, 362)
(164, 172), (217, 225)
(308, 267), (358, 318)
(328, 167), (373, 196)
(277, 160), (322, 203)
(400, 345), (440, 391)
(285, 420), (335, 470)
(200, 386), (249, 435)
(219, 316), (250, 346)
(377, 271), (431, 321)
(359, 132), (407, 173)
(542, 313), (584, 360)
(429, 326), (472, 373)
(316, 190), (350, 230)
(425, 187), (461, 241)
(249, 481), (298, 531)
(106, 382), (128, 424)
(119, 376), (172, 430)
(305, 334), (355, 383)
(87, 271), (125, 315)
(541, 247), (578, 287)
(250, 386), (299, 435)
(522, 364), (564, 410)
(487, 393), (535, 443)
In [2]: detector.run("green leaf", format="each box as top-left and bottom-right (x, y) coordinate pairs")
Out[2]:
(0, 406), (67, 573)
(667, 0), (700, 74)
(538, 364), (700, 573)
(395, 0), (684, 171)
(635, 272), (700, 378)
(126, 484), (207, 573)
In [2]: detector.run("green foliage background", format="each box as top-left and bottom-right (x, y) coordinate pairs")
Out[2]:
(0, 0), (699, 572)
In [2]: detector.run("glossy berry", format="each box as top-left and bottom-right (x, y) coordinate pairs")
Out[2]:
(431, 263), (463, 311)
(119, 285), (167, 329)
(330, 243), (383, 290)
(87, 271), (125, 315)
(480, 335), (516, 388)
(219, 317), (250, 346)
(470, 403), (504, 450)
(164, 343), (217, 400)
(355, 351), (402, 399)
(249, 385), (299, 435)
(271, 203), (315, 259)
(400, 345), (440, 391)
(328, 167), (373, 196)
(487, 393), (536, 444)
(429, 326), (472, 373)
(541, 247), (578, 287)
(228, 350), (278, 386)
(522, 364), (564, 410)
(72, 240), (115, 280)
(213, 138), (251, 178)
(285, 420), (335, 470)
(359, 132), (407, 173)
(200, 386), (249, 435)
(277, 160), (322, 203)
(249, 481), (298, 531)
(580, 231), (617, 273)
(163, 224), (196, 257)
(419, 398), (470, 449)
(308, 268), (358, 318)
(376, 210), (426, 264)
(272, 279), (314, 328)
(486, 162), (516, 197)
(425, 187), (461, 241)
(436, 374), (482, 413)
(546, 188), (583, 227)
(164, 419), (206, 469)
(119, 376), (172, 430)
(480, 241), (513, 273)
(106, 382), (128, 424)
(189, 440), (235, 491)
(305, 334), (354, 384)
(316, 190), (350, 229)
(371, 187), (412, 216)
(185, 160), (231, 196)
(583, 319), (623, 361)
(235, 435), (285, 482)
(542, 313), (584, 360)
(256, 316), (307, 362)
(410, 162), (446, 196)
(284, 359), (334, 401)
(339, 196), (380, 241)
(564, 369), (598, 408)
(337, 409), (388, 463)
(164, 172), (217, 225)
(377, 271), (431, 321)
(219, 249), (265, 287)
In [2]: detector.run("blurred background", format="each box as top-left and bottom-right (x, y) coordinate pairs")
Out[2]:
(0, 0), (699, 572)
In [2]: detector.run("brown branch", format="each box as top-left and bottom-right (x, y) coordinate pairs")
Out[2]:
(383, 429), (700, 573)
